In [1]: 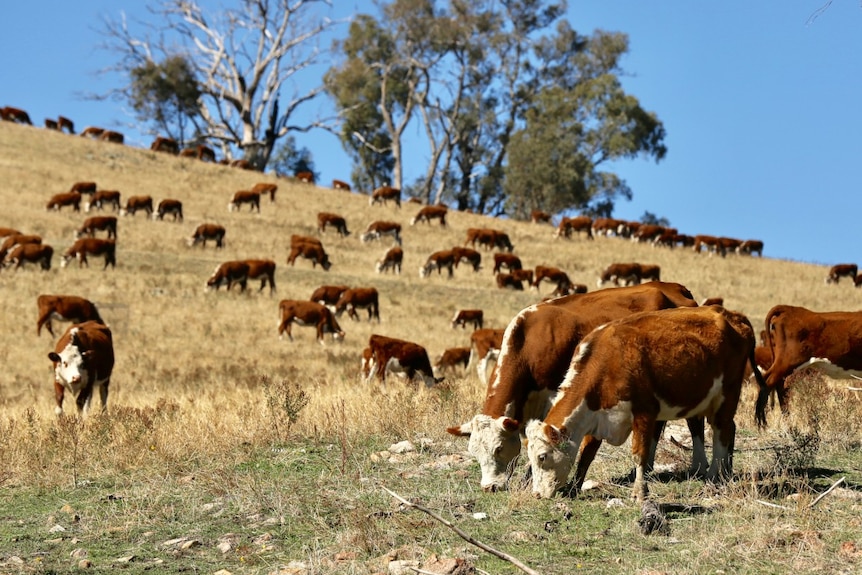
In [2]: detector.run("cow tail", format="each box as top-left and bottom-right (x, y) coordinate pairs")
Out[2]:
(751, 346), (770, 428)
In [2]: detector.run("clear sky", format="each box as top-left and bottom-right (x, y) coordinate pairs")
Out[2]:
(2, 1), (860, 266)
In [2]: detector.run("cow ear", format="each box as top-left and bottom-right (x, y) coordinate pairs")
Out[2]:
(446, 423), (471, 437)
(48, 352), (61, 362)
(545, 424), (568, 446)
(501, 417), (520, 432)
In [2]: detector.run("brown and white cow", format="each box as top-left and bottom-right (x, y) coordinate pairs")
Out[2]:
(826, 263), (857, 284)
(278, 300), (344, 344)
(317, 212), (351, 237)
(737, 239), (764, 257)
(57, 116), (75, 134)
(410, 205), (448, 226)
(332, 179), (351, 191)
(228, 190), (261, 213)
(755, 305), (862, 424)
(310, 285), (351, 309)
(154, 199), (184, 221)
(434, 347), (472, 374)
(120, 195), (154, 217)
(335, 287), (380, 322)
(295, 171), (315, 183)
(0, 233), (41, 263)
(4, 243), (53, 271)
(369, 186), (401, 207)
(554, 216), (593, 240)
(197, 145), (217, 162)
(287, 241), (332, 270)
(48, 321), (114, 416)
(376, 246), (403, 274)
(99, 130), (125, 144)
(597, 262), (659, 287)
(465, 228), (514, 252)
(419, 249), (456, 278)
(206, 260), (250, 292)
(86, 190), (121, 212)
(492, 252), (522, 274)
(188, 223), (226, 248)
(447, 282), (698, 492)
(533, 265), (574, 296)
(452, 309), (483, 330)
(245, 259), (277, 294)
(1, 106), (33, 125)
(591, 217), (629, 238)
(495, 272), (524, 290)
(46, 191), (82, 212)
(360, 221), (402, 245)
(362, 334), (440, 386)
(80, 126), (105, 139)
(69, 181), (97, 195)
(36, 294), (104, 337)
(62, 238), (116, 269)
(469, 328), (506, 385)
(451, 246), (482, 272)
(692, 234), (723, 256)
(526, 305), (758, 502)
(530, 209), (552, 224)
(251, 182), (278, 203)
(77, 216), (117, 240)
(150, 136), (179, 154)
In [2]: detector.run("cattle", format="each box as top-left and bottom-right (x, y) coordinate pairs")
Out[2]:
(591, 217), (629, 237)
(376, 246), (403, 274)
(692, 235), (724, 256)
(150, 136), (179, 154)
(120, 195), (154, 217)
(230, 159), (254, 170)
(80, 126), (105, 139)
(45, 118), (59, 130)
(46, 191), (82, 212)
(756, 305), (862, 424)
(554, 216), (593, 240)
(434, 347), (472, 374)
(287, 241), (332, 270)
(68, 182), (97, 196)
(465, 228), (514, 252)
(420, 250), (456, 278)
(86, 190), (121, 212)
(496, 272), (524, 290)
(369, 186), (401, 207)
(197, 145), (216, 162)
(317, 212), (351, 237)
(526, 305), (758, 502)
(737, 239), (764, 257)
(228, 190), (261, 213)
(533, 265), (575, 296)
(361, 221), (402, 245)
(77, 216), (117, 240)
(62, 238), (116, 269)
(4, 243), (53, 271)
(492, 253), (522, 274)
(632, 224), (672, 244)
(410, 205), (448, 226)
(310, 285), (351, 309)
(206, 260), (250, 292)
(469, 328), (506, 385)
(295, 171), (315, 183)
(278, 300), (344, 344)
(530, 209), (552, 224)
(510, 268), (535, 286)
(451, 246), (482, 272)
(155, 199), (184, 221)
(597, 262), (660, 287)
(332, 179), (351, 191)
(0, 106), (32, 125)
(57, 116), (75, 134)
(335, 287), (380, 322)
(826, 263), (857, 284)
(251, 182), (278, 202)
(99, 130), (125, 144)
(447, 282), (698, 492)
(362, 334), (440, 386)
(452, 309), (483, 330)
(36, 295), (104, 337)
(48, 321), (114, 416)
(0, 233), (41, 263)
(188, 223), (226, 248)
(244, 259), (277, 294)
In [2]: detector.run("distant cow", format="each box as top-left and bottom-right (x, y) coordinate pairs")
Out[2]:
(597, 262), (659, 287)
(361, 221), (402, 245)
(369, 186), (401, 208)
(278, 300), (344, 344)
(251, 182), (278, 202)
(155, 199), (183, 221)
(150, 136), (179, 154)
(362, 334), (440, 386)
(738, 239), (764, 257)
(310, 285), (351, 309)
(452, 309), (483, 330)
(554, 216), (593, 240)
(228, 190), (261, 213)
(496, 273), (524, 290)
(295, 171), (315, 183)
(826, 263), (857, 284)
(420, 249), (456, 278)
(86, 190), (121, 212)
(376, 246), (403, 274)
(0, 106), (32, 125)
(492, 253), (522, 274)
(317, 212), (351, 237)
(36, 294), (104, 337)
(451, 246), (482, 272)
(4, 243), (53, 271)
(287, 241), (332, 270)
(530, 210), (552, 224)
(0, 227), (22, 239)
(120, 195), (154, 217)
(45, 118), (59, 130)
(58, 116), (75, 134)
(77, 216), (117, 240)
(68, 182), (97, 196)
(99, 130), (124, 144)
(434, 347), (472, 374)
(335, 287), (380, 322)
(188, 223), (226, 248)
(533, 265), (574, 296)
(62, 238), (116, 269)
(465, 228), (514, 252)
(0, 233), (42, 263)
(410, 205), (448, 226)
(46, 191), (82, 212)
(48, 321), (114, 416)
(332, 179), (351, 191)
(206, 260), (250, 292)
(80, 126), (105, 139)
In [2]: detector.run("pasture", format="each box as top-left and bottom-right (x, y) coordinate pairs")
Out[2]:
(0, 121), (861, 574)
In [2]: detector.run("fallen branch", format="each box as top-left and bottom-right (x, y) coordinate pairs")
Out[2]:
(381, 486), (543, 575)
(755, 499), (789, 510)
(809, 477), (845, 508)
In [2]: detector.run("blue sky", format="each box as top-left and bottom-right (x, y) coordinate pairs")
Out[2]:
(2, 1), (860, 265)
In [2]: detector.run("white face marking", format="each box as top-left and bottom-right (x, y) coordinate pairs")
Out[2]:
(52, 338), (88, 394)
(465, 414), (523, 491)
(525, 420), (577, 498)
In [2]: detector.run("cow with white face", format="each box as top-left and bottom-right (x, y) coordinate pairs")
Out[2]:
(48, 321), (114, 416)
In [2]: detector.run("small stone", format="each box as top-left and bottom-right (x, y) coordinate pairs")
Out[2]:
(48, 524), (66, 533)
(389, 441), (415, 454)
(180, 539), (202, 550)
(70, 548), (88, 558)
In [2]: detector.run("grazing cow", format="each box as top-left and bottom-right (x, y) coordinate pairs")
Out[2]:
(362, 334), (440, 386)
(369, 186), (401, 207)
(310, 285), (351, 309)
(206, 260), (250, 292)
(317, 212), (351, 237)
(251, 182), (278, 202)
(188, 223), (225, 248)
(335, 287), (380, 322)
(80, 126), (105, 139)
(45, 118), (59, 130)
(737, 239), (764, 257)
(555, 216), (594, 240)
(447, 282), (698, 492)
(419, 249), (456, 278)
(452, 309), (483, 330)
(756, 305), (862, 423)
(77, 216), (117, 240)
(360, 221), (402, 245)
(0, 233), (41, 263)
(410, 205), (448, 226)
(278, 300), (344, 343)
(86, 190), (121, 212)
(295, 171), (315, 183)
(826, 263), (857, 284)
(469, 328), (506, 385)
(68, 181), (96, 195)
(332, 179), (351, 191)
(465, 228), (514, 252)
(530, 209), (552, 224)
(121, 195), (154, 217)
(46, 191), (82, 212)
(155, 199), (184, 221)
(57, 116), (75, 134)
(99, 130), (125, 144)
(36, 295), (104, 337)
(0, 106), (32, 125)
(228, 190), (261, 213)
(230, 159), (253, 170)
(4, 243), (53, 271)
(526, 305), (757, 502)
(591, 217), (629, 238)
(242, 259), (276, 294)
(287, 241), (332, 270)
(510, 268), (534, 286)
(597, 262), (659, 287)
(434, 347), (472, 374)
(150, 136), (179, 154)
(196, 145), (216, 162)
(533, 265), (574, 296)
(376, 246), (403, 274)
(48, 321), (115, 416)
(451, 246), (482, 272)
(492, 253), (522, 274)
(62, 238), (116, 269)
(692, 234), (723, 256)
(496, 272), (524, 290)
(632, 224), (670, 244)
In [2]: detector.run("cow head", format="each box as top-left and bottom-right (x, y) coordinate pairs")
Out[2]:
(320, 253), (332, 271)
(447, 414), (521, 492)
(48, 333), (91, 398)
(525, 420), (577, 498)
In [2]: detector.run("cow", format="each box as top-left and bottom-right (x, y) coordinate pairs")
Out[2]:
(332, 179), (351, 191)
(77, 216), (117, 240)
(290, 234), (322, 249)
(120, 195), (154, 217)
(376, 246), (403, 274)
(554, 216), (593, 240)
(57, 116), (75, 134)
(434, 347), (472, 374)
(188, 223), (226, 248)
(420, 250), (456, 278)
(632, 224), (671, 244)
(206, 260), (250, 292)
(230, 159), (254, 170)
(510, 268), (535, 286)
(251, 182), (278, 202)
(496, 273), (524, 290)
(362, 334), (440, 386)
(36, 295), (104, 337)
(196, 145), (216, 162)
(86, 190), (121, 212)
(465, 228), (514, 252)
(530, 209), (552, 224)
(317, 212), (351, 237)
(737, 239), (764, 257)
(591, 217), (629, 238)
(68, 181), (97, 195)
(278, 300), (344, 344)
(492, 253), (522, 274)
(526, 305), (758, 502)
(0, 106), (32, 125)
(310, 285), (351, 309)
(451, 246), (482, 272)
(295, 171), (315, 183)
(335, 287), (380, 322)
(640, 264), (661, 282)
(4, 243), (53, 271)
(154, 199), (184, 221)
(80, 126), (105, 139)
(692, 234), (724, 256)
(240, 259), (277, 294)
(61, 238), (116, 270)
(99, 130), (125, 144)
(48, 321), (114, 416)
(228, 190), (261, 213)
(46, 191), (82, 212)
(369, 186), (401, 207)
(287, 241), (332, 270)
(597, 262), (653, 287)
(446, 282), (698, 492)
(361, 221), (402, 245)
(150, 136), (179, 154)
(0, 233), (41, 263)
(452, 309), (483, 330)
(469, 328), (506, 385)
(533, 265), (574, 296)
(826, 263), (857, 284)
(756, 305), (862, 424)
(45, 118), (59, 130)
(410, 205), (448, 226)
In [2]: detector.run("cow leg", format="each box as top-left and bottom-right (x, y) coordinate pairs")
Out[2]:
(54, 381), (65, 415)
(707, 414), (736, 482)
(685, 417), (709, 477)
(75, 387), (92, 415)
(98, 381), (109, 412)
(37, 312), (53, 337)
(573, 435), (603, 491)
(630, 414), (656, 502)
